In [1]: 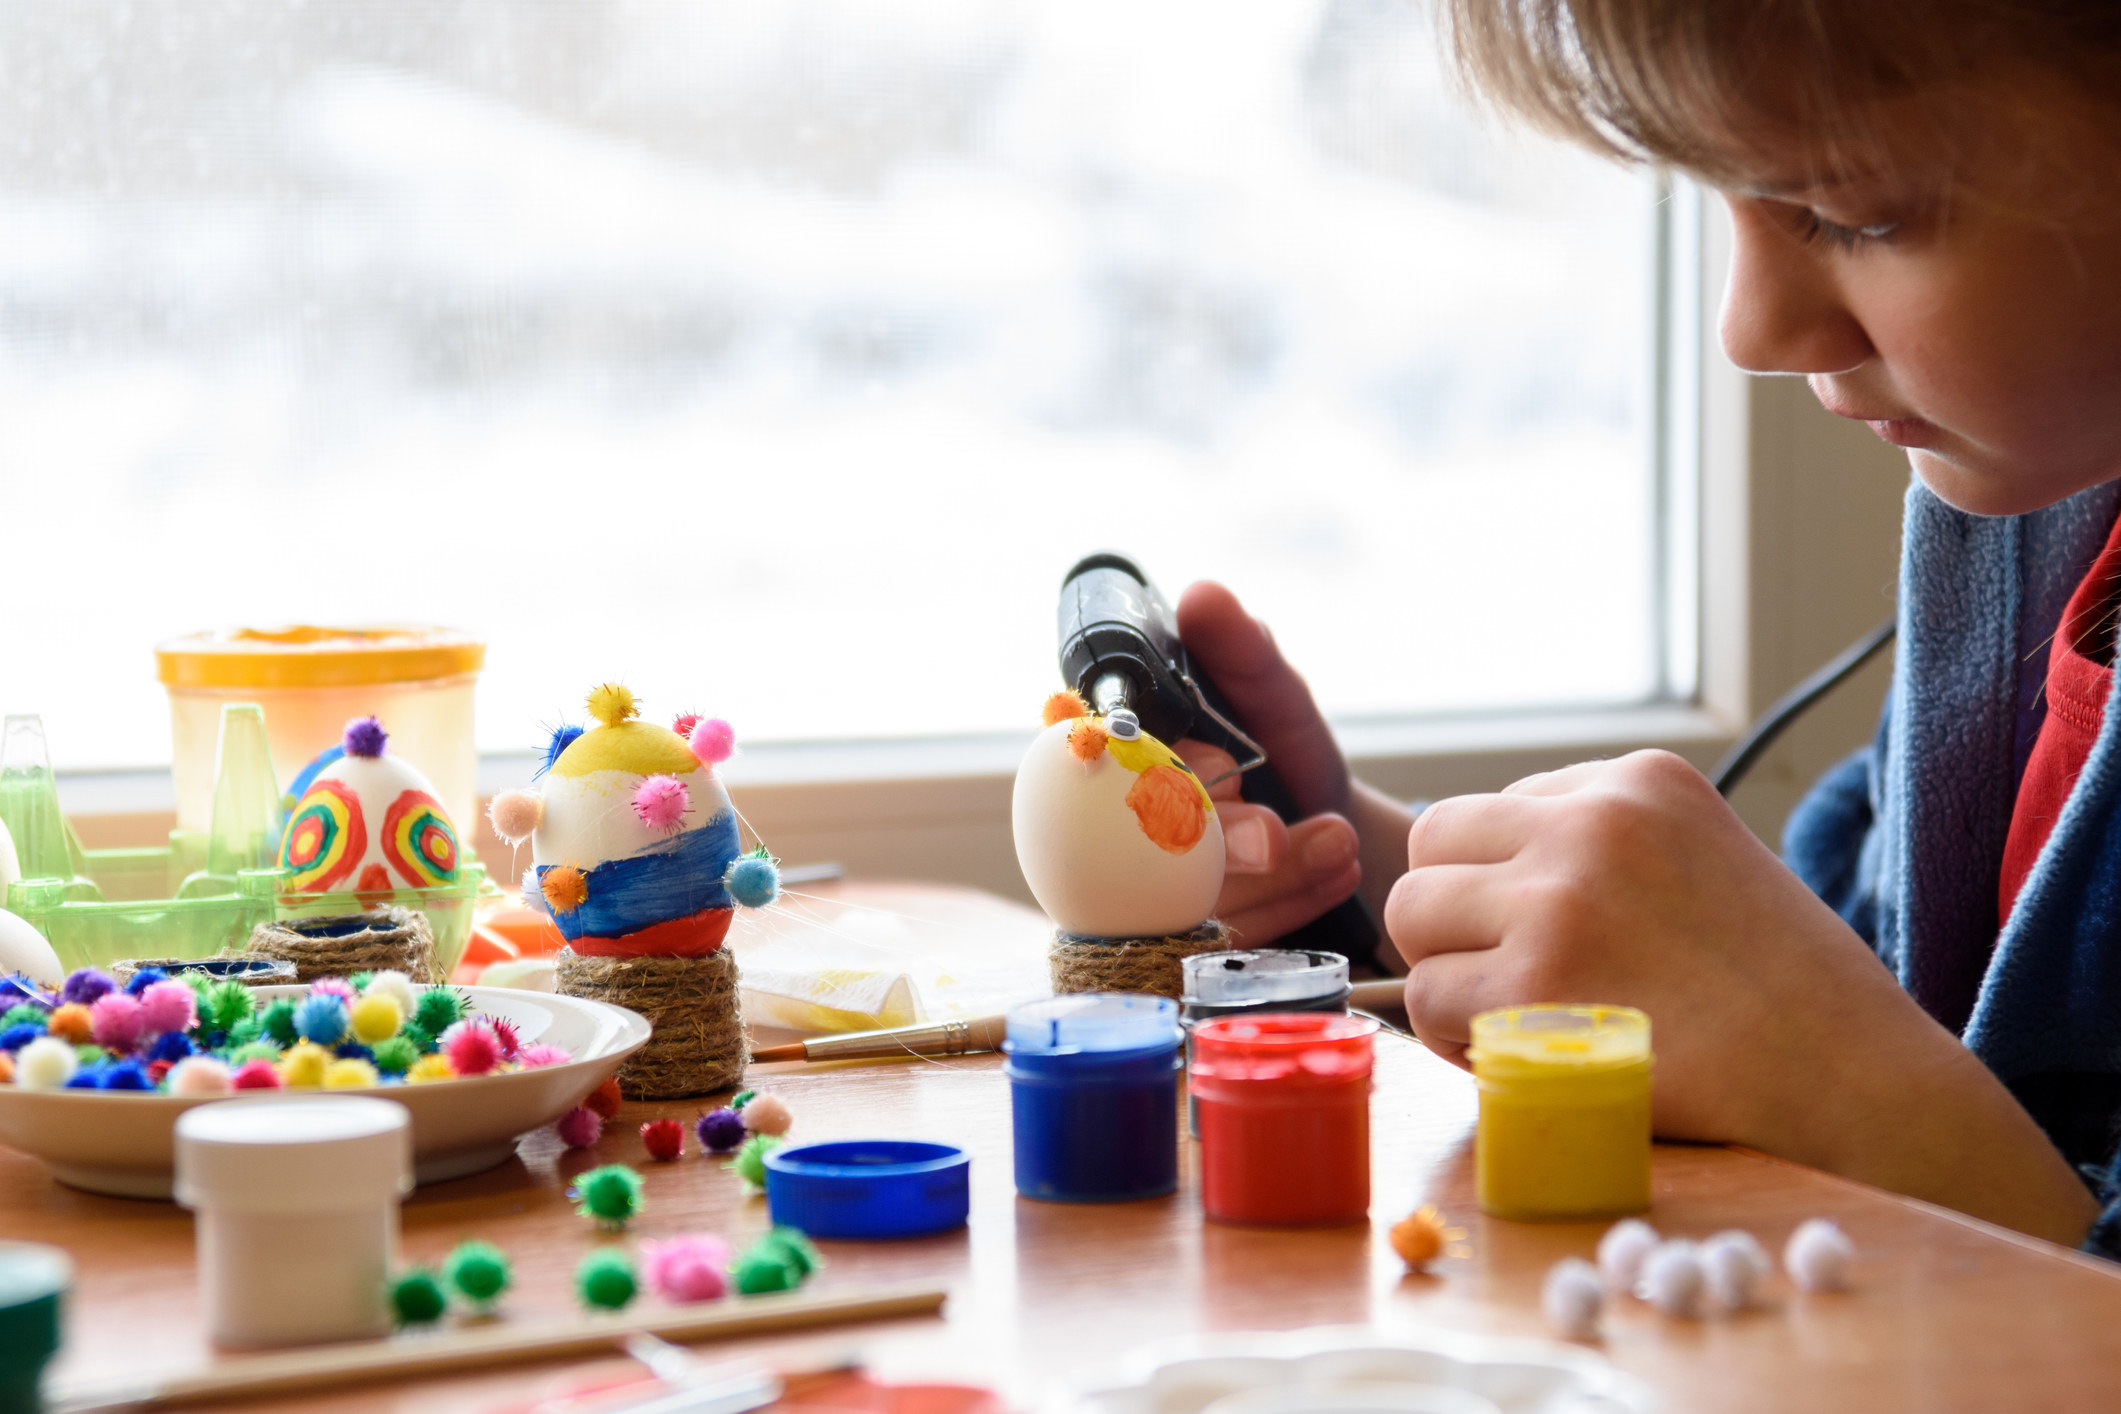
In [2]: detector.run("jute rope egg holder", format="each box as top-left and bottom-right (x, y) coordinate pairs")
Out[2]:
(1049, 918), (1232, 999)
(243, 907), (442, 985)
(555, 947), (746, 1100)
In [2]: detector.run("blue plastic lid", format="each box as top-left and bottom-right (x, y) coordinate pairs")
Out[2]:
(763, 1140), (970, 1240)
(1005, 994), (1181, 1056)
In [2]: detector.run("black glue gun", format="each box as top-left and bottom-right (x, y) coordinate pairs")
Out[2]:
(1055, 551), (1384, 968)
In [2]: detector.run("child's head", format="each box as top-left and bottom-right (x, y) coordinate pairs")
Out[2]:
(1446, 1), (2121, 517)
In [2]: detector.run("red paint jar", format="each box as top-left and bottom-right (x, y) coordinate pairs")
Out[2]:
(1191, 1012), (1377, 1226)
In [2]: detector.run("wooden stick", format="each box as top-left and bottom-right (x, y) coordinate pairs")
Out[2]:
(751, 1015), (1008, 1065)
(50, 1281), (948, 1413)
(1348, 978), (1407, 1014)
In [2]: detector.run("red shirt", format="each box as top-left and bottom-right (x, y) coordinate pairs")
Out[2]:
(2000, 511), (2121, 925)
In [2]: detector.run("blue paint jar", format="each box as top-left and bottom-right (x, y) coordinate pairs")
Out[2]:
(1004, 993), (1183, 1203)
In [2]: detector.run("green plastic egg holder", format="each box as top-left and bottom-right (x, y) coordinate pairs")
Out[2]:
(1, 706), (489, 977)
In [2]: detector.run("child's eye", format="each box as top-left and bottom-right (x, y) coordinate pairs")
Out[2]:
(1796, 208), (1902, 251)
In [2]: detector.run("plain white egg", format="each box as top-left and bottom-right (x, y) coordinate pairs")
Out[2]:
(0, 906), (64, 987)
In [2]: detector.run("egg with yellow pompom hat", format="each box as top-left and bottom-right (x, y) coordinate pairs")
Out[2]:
(1012, 690), (1225, 938)
(485, 684), (779, 959)
(280, 716), (461, 894)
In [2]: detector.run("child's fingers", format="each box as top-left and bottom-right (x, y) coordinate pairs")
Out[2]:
(1500, 759), (1612, 797)
(1382, 863), (1509, 967)
(1176, 580), (1347, 817)
(1221, 858), (1365, 948)
(1401, 946), (1523, 1067)
(1214, 814), (1361, 940)
(1405, 792), (1542, 867)
(1173, 739), (1246, 802)
(1217, 802), (1286, 875)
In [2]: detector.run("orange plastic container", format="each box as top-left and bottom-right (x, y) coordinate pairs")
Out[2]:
(1191, 1012), (1377, 1226)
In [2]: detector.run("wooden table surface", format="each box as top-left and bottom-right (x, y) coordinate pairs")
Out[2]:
(17, 883), (2121, 1413)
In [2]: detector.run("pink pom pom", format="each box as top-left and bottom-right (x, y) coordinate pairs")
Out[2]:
(442, 1019), (504, 1076)
(138, 980), (198, 1036)
(310, 977), (356, 1003)
(671, 713), (702, 741)
(167, 1056), (233, 1096)
(688, 718), (735, 767)
(556, 1105), (602, 1149)
(632, 775), (691, 832)
(520, 1044), (572, 1068)
(641, 1235), (731, 1303)
(488, 790), (543, 845)
(490, 1017), (521, 1060)
(90, 994), (147, 1053)
(230, 1058), (283, 1090)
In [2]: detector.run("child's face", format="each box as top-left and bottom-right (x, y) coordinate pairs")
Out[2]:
(1715, 110), (2121, 517)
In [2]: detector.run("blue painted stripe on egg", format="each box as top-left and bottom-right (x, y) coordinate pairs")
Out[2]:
(536, 811), (741, 940)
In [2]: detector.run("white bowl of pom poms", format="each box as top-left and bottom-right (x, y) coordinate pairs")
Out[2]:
(0, 975), (649, 1198)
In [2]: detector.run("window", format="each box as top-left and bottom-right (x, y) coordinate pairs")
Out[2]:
(1, 0), (1669, 774)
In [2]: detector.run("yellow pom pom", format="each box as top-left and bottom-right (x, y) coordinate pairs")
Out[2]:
(324, 1058), (380, 1090)
(586, 683), (639, 728)
(279, 1042), (331, 1089)
(350, 993), (402, 1045)
(407, 1053), (458, 1085)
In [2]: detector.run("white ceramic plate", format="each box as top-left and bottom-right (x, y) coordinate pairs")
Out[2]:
(1067, 1327), (1656, 1414)
(0, 986), (650, 1198)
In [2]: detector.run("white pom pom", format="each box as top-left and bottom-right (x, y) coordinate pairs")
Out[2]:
(1597, 1217), (1660, 1291)
(1637, 1239), (1707, 1318)
(15, 1035), (79, 1090)
(1542, 1256), (1604, 1340)
(1701, 1229), (1771, 1310)
(1784, 1218), (1854, 1293)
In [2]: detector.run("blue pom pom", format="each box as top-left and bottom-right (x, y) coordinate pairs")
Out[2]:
(123, 967), (169, 997)
(725, 856), (780, 911)
(536, 724), (585, 780)
(65, 1069), (103, 1090)
(102, 1059), (153, 1091)
(295, 993), (350, 1046)
(147, 1031), (196, 1063)
(0, 1024), (43, 1052)
(334, 1041), (376, 1061)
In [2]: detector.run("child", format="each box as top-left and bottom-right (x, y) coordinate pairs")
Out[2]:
(1180, 1), (2121, 1253)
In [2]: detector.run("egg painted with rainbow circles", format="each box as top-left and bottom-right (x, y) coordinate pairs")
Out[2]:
(1011, 690), (1225, 939)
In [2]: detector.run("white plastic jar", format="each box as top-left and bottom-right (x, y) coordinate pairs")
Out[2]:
(174, 1096), (412, 1347)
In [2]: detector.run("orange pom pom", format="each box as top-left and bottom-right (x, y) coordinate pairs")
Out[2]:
(1067, 721), (1109, 762)
(46, 1002), (93, 1045)
(1042, 689), (1090, 727)
(542, 866), (589, 913)
(585, 1076), (623, 1119)
(0, 1051), (12, 1085)
(1390, 1207), (1447, 1268)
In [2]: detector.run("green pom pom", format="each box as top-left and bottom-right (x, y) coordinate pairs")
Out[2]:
(730, 1226), (820, 1295)
(225, 1040), (280, 1066)
(443, 1240), (511, 1307)
(571, 1164), (645, 1228)
(351, 971), (374, 992)
(400, 1021), (435, 1054)
(726, 1134), (781, 1188)
(388, 1269), (448, 1326)
(371, 1036), (419, 1074)
(260, 999), (299, 1047)
(0, 1004), (46, 1032)
(730, 1088), (757, 1111)
(413, 988), (466, 1036)
(180, 972), (213, 1000)
(752, 1226), (821, 1278)
(224, 1016), (263, 1049)
(575, 1249), (636, 1310)
(73, 1044), (104, 1066)
(204, 980), (255, 1031)
(732, 1253), (798, 1294)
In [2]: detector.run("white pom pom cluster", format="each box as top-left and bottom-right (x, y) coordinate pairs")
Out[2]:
(1547, 1216), (1854, 1337)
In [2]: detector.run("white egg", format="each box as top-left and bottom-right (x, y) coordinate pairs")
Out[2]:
(532, 765), (730, 869)
(0, 816), (19, 896)
(1011, 716), (1225, 939)
(0, 906), (63, 987)
(282, 749), (463, 893)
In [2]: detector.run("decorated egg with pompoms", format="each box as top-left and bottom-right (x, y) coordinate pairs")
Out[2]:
(280, 717), (461, 893)
(487, 685), (779, 958)
(1012, 690), (1225, 938)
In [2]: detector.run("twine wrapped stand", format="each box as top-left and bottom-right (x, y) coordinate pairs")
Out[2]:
(556, 948), (746, 1100)
(244, 907), (440, 984)
(1049, 919), (1232, 1000)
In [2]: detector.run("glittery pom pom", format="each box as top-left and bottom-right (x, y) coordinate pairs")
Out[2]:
(541, 866), (588, 914)
(587, 684), (640, 727)
(571, 1163), (645, 1228)
(519, 1044), (571, 1068)
(442, 1019), (503, 1076)
(230, 1058), (283, 1090)
(1042, 689), (1090, 726)
(294, 994), (349, 1046)
(632, 775), (692, 833)
(310, 977), (357, 1004)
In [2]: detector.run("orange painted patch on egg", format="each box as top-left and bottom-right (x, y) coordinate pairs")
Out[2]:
(1125, 764), (1208, 854)
(1067, 721), (1109, 762)
(542, 865), (589, 913)
(1042, 689), (1090, 727)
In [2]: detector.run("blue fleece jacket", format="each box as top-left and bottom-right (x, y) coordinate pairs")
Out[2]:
(1784, 477), (2121, 1259)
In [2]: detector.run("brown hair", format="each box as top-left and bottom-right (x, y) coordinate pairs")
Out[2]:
(1442, 0), (2121, 187)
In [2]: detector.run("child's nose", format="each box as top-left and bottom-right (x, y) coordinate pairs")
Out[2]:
(1716, 199), (1873, 377)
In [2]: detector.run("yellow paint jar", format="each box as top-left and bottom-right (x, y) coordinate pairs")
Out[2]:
(1471, 1004), (1651, 1221)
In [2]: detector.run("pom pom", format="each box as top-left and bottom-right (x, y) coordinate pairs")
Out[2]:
(541, 867), (588, 914)
(350, 994), (403, 1045)
(1701, 1229), (1771, 1311)
(294, 994), (349, 1046)
(279, 1042), (331, 1088)
(66, 1067), (105, 1089)
(225, 1039), (279, 1066)
(724, 854), (780, 911)
(1388, 1206), (1447, 1269)
(445, 1240), (512, 1308)
(147, 1031), (196, 1064)
(739, 1093), (791, 1136)
(488, 790), (544, 846)
(0, 1053), (12, 1084)
(0, 1024), (41, 1052)
(734, 1227), (821, 1295)
(726, 1134), (781, 1188)
(585, 1077), (623, 1119)
(442, 1019), (503, 1076)
(102, 1058), (153, 1091)
(45, 1003), (91, 1045)
(14, 1036), (78, 1089)
(556, 1105), (604, 1149)
(147, 1059), (174, 1086)
(260, 999), (299, 1047)
(1784, 1217), (1854, 1293)
(632, 775), (691, 832)
(310, 977), (357, 1004)
(90, 994), (146, 1053)
(587, 683), (640, 728)
(641, 1118), (685, 1161)
(167, 1056), (233, 1096)
(489, 1017), (521, 1060)
(324, 1057), (380, 1089)
(389, 1269), (448, 1326)
(571, 1164), (645, 1228)
(1638, 1240), (1707, 1318)
(362, 970), (418, 1017)
(138, 981), (197, 1036)
(122, 966), (169, 996)
(63, 969), (115, 1007)
(414, 987), (468, 1035)
(642, 1234), (731, 1303)
(671, 712), (702, 741)
(1067, 721), (1109, 762)
(230, 1058), (283, 1090)
(371, 1036), (419, 1074)
(687, 718), (735, 767)
(537, 723), (584, 780)
(0, 1003), (45, 1033)
(520, 1043), (571, 1068)
(407, 1054), (457, 1084)
(343, 716), (388, 758)
(1597, 1218), (1659, 1291)
(697, 1107), (745, 1153)
(575, 1249), (637, 1310)
(203, 980), (256, 1032)
(731, 1088), (756, 1110)
(1542, 1257), (1604, 1340)
(1042, 689), (1090, 726)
